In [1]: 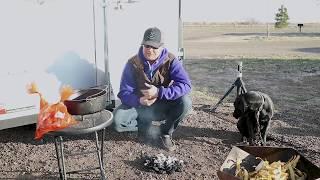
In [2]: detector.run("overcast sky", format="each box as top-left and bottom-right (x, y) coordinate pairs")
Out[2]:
(181, 0), (320, 23)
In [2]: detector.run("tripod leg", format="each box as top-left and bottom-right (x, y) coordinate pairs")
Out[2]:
(212, 84), (236, 112)
(239, 79), (247, 93)
(241, 86), (247, 94)
(237, 84), (247, 95)
(235, 78), (247, 95)
(237, 85), (241, 96)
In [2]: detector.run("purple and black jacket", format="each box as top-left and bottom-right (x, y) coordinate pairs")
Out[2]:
(117, 47), (192, 107)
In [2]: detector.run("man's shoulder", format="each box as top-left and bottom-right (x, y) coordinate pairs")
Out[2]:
(128, 54), (139, 62)
(128, 54), (144, 70)
(167, 52), (176, 60)
(128, 54), (142, 66)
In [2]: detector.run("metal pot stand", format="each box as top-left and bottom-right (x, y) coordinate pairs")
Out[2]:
(48, 110), (113, 180)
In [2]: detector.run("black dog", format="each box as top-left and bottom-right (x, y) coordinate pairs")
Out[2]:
(233, 91), (274, 146)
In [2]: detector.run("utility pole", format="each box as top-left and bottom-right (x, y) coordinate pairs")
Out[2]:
(178, 0), (184, 61)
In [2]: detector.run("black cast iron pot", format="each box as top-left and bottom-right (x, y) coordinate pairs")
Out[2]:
(64, 88), (107, 115)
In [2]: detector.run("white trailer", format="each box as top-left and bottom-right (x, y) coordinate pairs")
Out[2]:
(0, 0), (182, 130)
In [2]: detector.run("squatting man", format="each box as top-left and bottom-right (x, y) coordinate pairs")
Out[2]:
(112, 27), (192, 151)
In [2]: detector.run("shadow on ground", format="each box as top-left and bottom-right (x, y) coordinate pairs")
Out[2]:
(294, 47), (320, 54)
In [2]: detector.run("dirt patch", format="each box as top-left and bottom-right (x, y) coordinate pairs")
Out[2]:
(0, 24), (319, 179)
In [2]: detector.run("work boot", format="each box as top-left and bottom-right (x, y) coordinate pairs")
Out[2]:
(160, 135), (176, 151)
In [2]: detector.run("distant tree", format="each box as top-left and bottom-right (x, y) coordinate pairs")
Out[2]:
(274, 5), (289, 28)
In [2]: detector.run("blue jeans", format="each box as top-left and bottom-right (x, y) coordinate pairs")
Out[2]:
(113, 95), (192, 136)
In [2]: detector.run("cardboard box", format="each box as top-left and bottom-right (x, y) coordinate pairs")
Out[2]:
(217, 146), (320, 180)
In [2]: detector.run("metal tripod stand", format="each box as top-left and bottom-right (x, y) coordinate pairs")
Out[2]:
(212, 62), (247, 112)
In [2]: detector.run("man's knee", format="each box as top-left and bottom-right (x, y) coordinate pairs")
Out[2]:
(177, 95), (192, 114)
(112, 105), (138, 132)
(113, 118), (138, 132)
(165, 95), (192, 120)
(113, 121), (125, 132)
(112, 108), (125, 132)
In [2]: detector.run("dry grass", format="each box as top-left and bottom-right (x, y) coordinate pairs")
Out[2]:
(183, 23), (320, 60)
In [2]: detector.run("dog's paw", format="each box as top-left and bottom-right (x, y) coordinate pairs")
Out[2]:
(241, 136), (247, 142)
(237, 137), (249, 145)
(237, 141), (249, 146)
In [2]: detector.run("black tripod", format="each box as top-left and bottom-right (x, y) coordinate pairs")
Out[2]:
(212, 62), (247, 112)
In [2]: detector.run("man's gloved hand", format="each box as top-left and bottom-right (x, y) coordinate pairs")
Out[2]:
(141, 83), (159, 99)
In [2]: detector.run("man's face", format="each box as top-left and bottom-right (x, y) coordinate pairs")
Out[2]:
(143, 45), (163, 61)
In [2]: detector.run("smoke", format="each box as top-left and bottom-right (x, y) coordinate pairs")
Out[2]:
(147, 124), (161, 140)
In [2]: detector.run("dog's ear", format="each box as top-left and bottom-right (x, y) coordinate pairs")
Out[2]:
(233, 96), (242, 118)
(234, 94), (248, 113)
(240, 95), (248, 113)
(233, 96), (240, 108)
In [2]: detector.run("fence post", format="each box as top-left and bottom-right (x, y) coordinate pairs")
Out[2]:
(267, 24), (270, 38)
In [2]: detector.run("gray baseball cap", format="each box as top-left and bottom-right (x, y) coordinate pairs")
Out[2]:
(141, 27), (164, 48)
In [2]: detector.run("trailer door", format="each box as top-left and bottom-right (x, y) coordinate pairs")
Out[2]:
(0, 0), (103, 129)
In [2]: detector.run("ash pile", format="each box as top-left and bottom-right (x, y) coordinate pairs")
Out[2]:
(143, 153), (184, 174)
